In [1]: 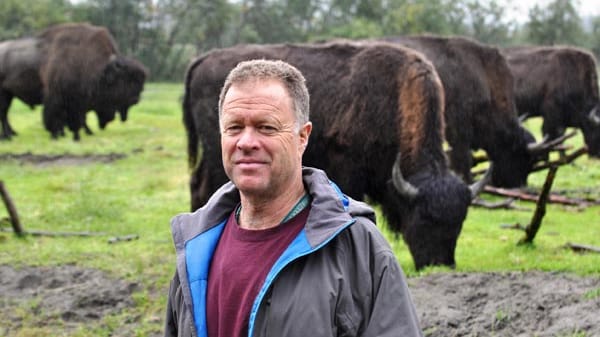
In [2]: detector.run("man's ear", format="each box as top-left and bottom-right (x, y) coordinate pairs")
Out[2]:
(299, 121), (312, 150)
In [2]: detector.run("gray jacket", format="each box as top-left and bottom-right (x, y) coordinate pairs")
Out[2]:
(164, 167), (423, 337)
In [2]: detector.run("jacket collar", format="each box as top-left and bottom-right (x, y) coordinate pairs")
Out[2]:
(171, 167), (376, 250)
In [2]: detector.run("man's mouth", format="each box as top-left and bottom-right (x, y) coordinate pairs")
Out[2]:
(236, 159), (266, 168)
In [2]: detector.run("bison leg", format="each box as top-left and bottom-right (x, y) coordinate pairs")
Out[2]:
(84, 123), (93, 135)
(8, 123), (17, 137)
(447, 144), (473, 184)
(64, 110), (86, 141)
(68, 122), (81, 141)
(42, 99), (67, 139)
(82, 113), (93, 135)
(0, 92), (15, 139)
(190, 157), (229, 211)
(540, 100), (566, 141)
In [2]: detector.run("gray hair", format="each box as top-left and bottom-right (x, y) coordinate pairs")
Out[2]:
(218, 59), (310, 126)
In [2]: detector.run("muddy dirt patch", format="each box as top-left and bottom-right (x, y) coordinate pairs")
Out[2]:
(409, 271), (600, 336)
(0, 152), (126, 167)
(0, 265), (139, 335)
(0, 265), (599, 336)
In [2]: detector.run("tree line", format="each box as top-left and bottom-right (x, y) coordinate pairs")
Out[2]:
(1, 0), (598, 81)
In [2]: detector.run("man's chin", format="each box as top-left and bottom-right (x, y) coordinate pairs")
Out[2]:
(233, 178), (267, 194)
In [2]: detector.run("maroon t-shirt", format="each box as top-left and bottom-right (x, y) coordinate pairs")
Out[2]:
(206, 205), (309, 337)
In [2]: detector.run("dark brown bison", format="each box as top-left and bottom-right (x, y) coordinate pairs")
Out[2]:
(184, 41), (491, 270)
(0, 37), (43, 139)
(0, 23), (147, 140)
(502, 45), (600, 157)
(381, 35), (542, 188)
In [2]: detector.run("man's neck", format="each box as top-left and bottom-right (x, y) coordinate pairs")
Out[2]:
(238, 183), (306, 230)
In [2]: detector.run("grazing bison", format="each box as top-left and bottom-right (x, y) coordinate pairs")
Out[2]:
(0, 37), (43, 139)
(502, 45), (600, 157)
(0, 23), (147, 140)
(184, 41), (491, 270)
(381, 35), (542, 188)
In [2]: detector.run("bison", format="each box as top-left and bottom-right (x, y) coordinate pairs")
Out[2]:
(502, 45), (600, 157)
(380, 35), (543, 188)
(0, 22), (147, 140)
(0, 37), (43, 139)
(183, 41), (491, 270)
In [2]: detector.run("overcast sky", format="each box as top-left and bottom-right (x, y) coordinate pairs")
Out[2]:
(502, 0), (600, 22)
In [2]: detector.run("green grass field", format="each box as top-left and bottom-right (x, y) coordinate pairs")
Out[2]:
(1, 82), (599, 336)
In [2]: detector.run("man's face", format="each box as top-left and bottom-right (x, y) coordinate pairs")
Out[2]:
(220, 79), (311, 199)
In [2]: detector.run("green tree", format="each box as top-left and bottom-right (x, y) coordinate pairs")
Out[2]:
(70, 0), (145, 55)
(382, 0), (466, 36)
(0, 0), (70, 40)
(232, 0), (325, 44)
(464, 0), (515, 45)
(311, 0), (386, 39)
(155, 0), (233, 50)
(149, 0), (233, 80)
(322, 17), (384, 39)
(587, 15), (600, 59)
(526, 0), (585, 45)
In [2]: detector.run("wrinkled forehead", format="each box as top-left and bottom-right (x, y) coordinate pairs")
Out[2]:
(220, 79), (297, 125)
(232, 77), (289, 95)
(223, 78), (292, 110)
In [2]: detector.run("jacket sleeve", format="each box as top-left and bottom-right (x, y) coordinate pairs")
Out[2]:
(164, 271), (195, 337)
(361, 250), (423, 336)
(164, 271), (180, 337)
(358, 229), (423, 337)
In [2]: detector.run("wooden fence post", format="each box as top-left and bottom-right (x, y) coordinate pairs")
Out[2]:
(518, 165), (558, 245)
(0, 180), (24, 236)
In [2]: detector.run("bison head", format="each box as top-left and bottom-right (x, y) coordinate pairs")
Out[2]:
(582, 103), (600, 157)
(94, 55), (147, 129)
(382, 154), (488, 270)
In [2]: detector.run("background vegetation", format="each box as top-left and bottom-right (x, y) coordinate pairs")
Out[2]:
(0, 0), (598, 81)
(1, 82), (599, 335)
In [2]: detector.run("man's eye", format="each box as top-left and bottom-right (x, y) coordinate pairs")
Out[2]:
(224, 125), (242, 134)
(259, 125), (277, 134)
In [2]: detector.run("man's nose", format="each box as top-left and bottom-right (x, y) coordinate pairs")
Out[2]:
(237, 127), (260, 149)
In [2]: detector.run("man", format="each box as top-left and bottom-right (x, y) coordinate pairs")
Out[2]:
(164, 59), (423, 337)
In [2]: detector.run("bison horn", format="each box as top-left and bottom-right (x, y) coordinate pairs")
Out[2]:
(470, 162), (493, 199)
(527, 130), (578, 154)
(391, 154), (419, 200)
(518, 113), (529, 123)
(526, 134), (550, 153)
(588, 106), (600, 126)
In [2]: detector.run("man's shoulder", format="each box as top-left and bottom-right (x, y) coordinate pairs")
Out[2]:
(333, 215), (394, 256)
(170, 182), (240, 241)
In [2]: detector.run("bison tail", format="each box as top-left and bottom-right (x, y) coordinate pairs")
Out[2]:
(398, 58), (447, 173)
(184, 111), (199, 170)
(183, 55), (208, 170)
